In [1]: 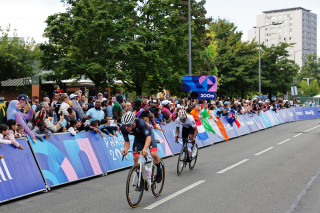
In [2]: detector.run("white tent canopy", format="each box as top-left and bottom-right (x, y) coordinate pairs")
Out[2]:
(313, 94), (320, 98)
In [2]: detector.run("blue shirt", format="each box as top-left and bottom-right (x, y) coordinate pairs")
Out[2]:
(106, 105), (113, 117)
(86, 108), (105, 122)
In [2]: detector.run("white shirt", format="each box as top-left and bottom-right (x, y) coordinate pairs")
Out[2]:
(176, 115), (196, 128)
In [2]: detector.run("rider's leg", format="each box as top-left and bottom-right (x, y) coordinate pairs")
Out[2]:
(133, 154), (139, 164)
(150, 151), (160, 164)
(150, 150), (162, 183)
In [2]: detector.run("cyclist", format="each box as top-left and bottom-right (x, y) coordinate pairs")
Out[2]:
(175, 110), (198, 143)
(121, 111), (162, 183)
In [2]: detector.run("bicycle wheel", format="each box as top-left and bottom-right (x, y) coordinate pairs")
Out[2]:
(177, 145), (186, 176)
(151, 159), (165, 197)
(189, 142), (198, 170)
(126, 164), (144, 208)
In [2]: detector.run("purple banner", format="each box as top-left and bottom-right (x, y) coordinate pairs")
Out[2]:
(0, 138), (46, 203)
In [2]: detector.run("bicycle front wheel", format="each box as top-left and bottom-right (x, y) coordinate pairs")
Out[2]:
(152, 159), (165, 197)
(189, 142), (198, 170)
(177, 146), (186, 176)
(126, 164), (144, 208)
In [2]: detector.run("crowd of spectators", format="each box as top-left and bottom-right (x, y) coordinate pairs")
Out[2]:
(0, 85), (315, 159)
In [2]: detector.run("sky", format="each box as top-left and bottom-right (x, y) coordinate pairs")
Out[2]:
(0, 0), (319, 52)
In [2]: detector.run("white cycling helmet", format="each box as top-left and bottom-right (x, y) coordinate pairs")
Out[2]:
(121, 111), (136, 125)
(178, 110), (187, 120)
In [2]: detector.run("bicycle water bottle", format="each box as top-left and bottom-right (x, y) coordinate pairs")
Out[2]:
(188, 148), (192, 157)
(145, 166), (152, 179)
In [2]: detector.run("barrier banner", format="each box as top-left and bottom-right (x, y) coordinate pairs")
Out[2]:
(75, 131), (134, 173)
(243, 114), (260, 132)
(288, 108), (298, 121)
(219, 116), (238, 138)
(259, 111), (273, 128)
(293, 108), (306, 120)
(232, 115), (251, 136)
(252, 114), (266, 130)
(160, 122), (183, 154)
(0, 138), (46, 203)
(266, 111), (283, 126)
(312, 107), (320, 118)
(30, 133), (104, 187)
(154, 125), (174, 157)
(302, 107), (316, 119)
(207, 119), (228, 142)
(278, 109), (290, 123)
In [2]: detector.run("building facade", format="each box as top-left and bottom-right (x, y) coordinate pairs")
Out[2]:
(248, 7), (317, 68)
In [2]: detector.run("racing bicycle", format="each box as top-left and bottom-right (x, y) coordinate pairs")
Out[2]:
(176, 138), (198, 176)
(123, 148), (165, 208)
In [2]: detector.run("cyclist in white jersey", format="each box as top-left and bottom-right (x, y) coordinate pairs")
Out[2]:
(175, 110), (198, 142)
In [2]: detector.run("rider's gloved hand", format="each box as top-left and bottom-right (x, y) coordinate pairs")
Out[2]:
(175, 135), (179, 141)
(141, 149), (148, 156)
(122, 148), (128, 156)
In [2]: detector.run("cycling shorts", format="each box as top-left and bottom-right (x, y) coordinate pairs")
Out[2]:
(182, 126), (195, 139)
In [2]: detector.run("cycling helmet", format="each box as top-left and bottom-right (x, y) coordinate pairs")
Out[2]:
(178, 110), (187, 120)
(121, 111), (136, 125)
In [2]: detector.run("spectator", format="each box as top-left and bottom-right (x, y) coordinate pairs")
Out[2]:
(113, 94), (123, 120)
(32, 121), (52, 142)
(68, 118), (79, 136)
(58, 94), (70, 117)
(79, 95), (88, 112)
(34, 103), (64, 133)
(86, 100), (105, 122)
(87, 96), (95, 110)
(71, 92), (86, 120)
(53, 85), (61, 97)
(16, 125), (26, 137)
(105, 99), (113, 118)
(149, 100), (158, 114)
(32, 96), (39, 111)
(6, 119), (24, 149)
(6, 99), (36, 143)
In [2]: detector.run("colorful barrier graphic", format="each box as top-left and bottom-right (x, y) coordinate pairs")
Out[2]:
(30, 133), (104, 187)
(0, 138), (46, 203)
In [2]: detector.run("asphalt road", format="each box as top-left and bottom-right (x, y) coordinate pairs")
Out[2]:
(1, 119), (320, 213)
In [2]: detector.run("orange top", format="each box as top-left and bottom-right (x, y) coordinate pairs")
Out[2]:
(190, 108), (199, 121)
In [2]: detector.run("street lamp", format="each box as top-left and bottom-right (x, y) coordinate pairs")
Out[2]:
(188, 0), (192, 76)
(303, 77), (313, 85)
(293, 48), (309, 64)
(253, 22), (282, 99)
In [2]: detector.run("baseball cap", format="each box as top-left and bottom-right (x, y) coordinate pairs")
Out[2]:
(17, 94), (31, 102)
(98, 93), (103, 96)
(152, 100), (157, 103)
(161, 100), (169, 105)
(70, 94), (78, 99)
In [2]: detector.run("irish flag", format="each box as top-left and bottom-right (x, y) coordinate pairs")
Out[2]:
(195, 119), (209, 141)
(200, 109), (216, 134)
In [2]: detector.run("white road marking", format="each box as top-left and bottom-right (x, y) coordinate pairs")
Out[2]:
(144, 180), (206, 210)
(278, 139), (291, 145)
(303, 125), (320, 133)
(255, 147), (274, 156)
(217, 159), (249, 174)
(286, 167), (320, 213)
(293, 133), (303, 138)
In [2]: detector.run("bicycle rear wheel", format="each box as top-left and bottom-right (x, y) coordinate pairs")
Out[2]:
(177, 146), (186, 176)
(126, 164), (144, 208)
(189, 142), (198, 170)
(151, 159), (165, 197)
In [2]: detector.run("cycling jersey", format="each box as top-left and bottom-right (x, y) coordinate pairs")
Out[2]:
(120, 118), (157, 153)
(175, 115), (196, 129)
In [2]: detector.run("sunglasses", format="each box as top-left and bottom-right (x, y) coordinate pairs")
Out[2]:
(124, 124), (132, 128)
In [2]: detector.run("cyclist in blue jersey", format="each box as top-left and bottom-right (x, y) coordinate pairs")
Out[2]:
(121, 111), (162, 183)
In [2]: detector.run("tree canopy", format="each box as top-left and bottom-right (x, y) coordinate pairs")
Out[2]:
(0, 26), (39, 82)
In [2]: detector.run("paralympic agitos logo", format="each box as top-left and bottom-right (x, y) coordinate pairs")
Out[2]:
(0, 158), (13, 182)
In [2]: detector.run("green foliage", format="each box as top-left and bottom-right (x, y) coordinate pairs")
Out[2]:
(40, 0), (136, 93)
(0, 25), (39, 82)
(260, 43), (299, 98)
(300, 79), (320, 96)
(207, 19), (258, 97)
(297, 53), (320, 83)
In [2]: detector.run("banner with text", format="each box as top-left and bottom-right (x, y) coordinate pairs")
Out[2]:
(0, 138), (46, 203)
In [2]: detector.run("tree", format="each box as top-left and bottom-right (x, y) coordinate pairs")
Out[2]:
(0, 25), (39, 82)
(116, 0), (211, 96)
(297, 53), (320, 84)
(300, 79), (320, 96)
(207, 19), (258, 98)
(40, 0), (136, 93)
(260, 43), (299, 99)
